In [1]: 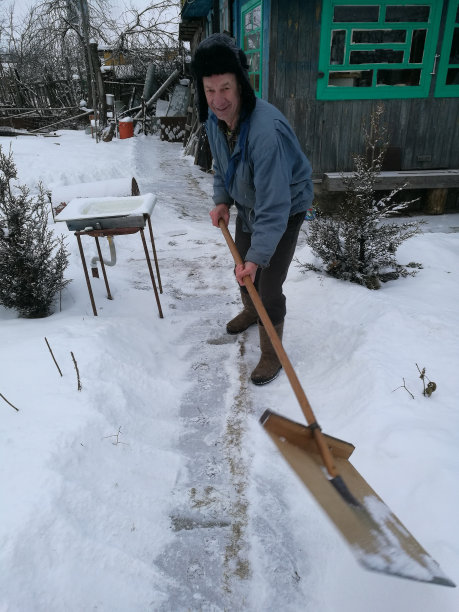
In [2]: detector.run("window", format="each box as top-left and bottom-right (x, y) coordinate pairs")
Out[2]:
(241, 0), (263, 97)
(317, 0), (443, 100)
(435, 0), (459, 96)
(221, 0), (231, 34)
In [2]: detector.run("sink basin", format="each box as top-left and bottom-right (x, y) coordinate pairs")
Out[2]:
(55, 193), (157, 221)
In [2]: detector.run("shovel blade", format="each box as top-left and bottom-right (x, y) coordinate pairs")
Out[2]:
(261, 411), (455, 588)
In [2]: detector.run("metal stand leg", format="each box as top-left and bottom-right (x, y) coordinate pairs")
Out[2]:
(147, 216), (163, 294)
(95, 236), (113, 300)
(140, 228), (163, 318)
(76, 233), (98, 316)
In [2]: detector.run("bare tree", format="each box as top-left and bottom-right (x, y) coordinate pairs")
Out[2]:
(2, 0), (114, 107)
(104, 2), (182, 82)
(1, 1), (181, 117)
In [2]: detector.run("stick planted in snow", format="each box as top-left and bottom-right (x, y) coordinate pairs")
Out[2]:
(45, 337), (63, 377)
(416, 363), (437, 397)
(0, 393), (19, 412)
(71, 351), (81, 391)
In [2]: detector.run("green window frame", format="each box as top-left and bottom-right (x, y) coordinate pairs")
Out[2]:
(434, 0), (459, 96)
(241, 0), (263, 97)
(317, 0), (443, 100)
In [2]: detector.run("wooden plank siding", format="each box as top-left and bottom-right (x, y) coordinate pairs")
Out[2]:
(267, 0), (459, 179)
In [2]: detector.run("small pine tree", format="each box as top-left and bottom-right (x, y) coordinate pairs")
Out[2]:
(0, 145), (71, 318)
(303, 106), (422, 289)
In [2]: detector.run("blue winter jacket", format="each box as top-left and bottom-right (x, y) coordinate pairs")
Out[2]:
(205, 98), (313, 267)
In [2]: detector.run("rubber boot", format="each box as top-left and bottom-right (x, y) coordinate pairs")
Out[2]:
(226, 291), (258, 334)
(251, 322), (284, 385)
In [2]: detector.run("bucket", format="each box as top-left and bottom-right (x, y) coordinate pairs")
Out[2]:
(119, 117), (134, 139)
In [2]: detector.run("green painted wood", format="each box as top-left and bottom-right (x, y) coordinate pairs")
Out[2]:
(317, 0), (443, 100)
(265, 0), (458, 176)
(435, 0), (459, 97)
(241, 0), (264, 96)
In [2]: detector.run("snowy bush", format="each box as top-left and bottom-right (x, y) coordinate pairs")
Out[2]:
(301, 106), (423, 289)
(0, 146), (71, 318)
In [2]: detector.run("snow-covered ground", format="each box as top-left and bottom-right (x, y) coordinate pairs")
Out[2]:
(1, 130), (458, 611)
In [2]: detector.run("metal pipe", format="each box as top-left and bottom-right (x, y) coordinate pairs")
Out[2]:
(90, 235), (116, 276)
(140, 228), (163, 318)
(133, 69), (181, 119)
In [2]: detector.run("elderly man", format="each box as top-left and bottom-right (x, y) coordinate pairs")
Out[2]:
(191, 34), (313, 385)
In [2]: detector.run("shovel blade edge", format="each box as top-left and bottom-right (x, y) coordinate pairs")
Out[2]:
(261, 411), (456, 588)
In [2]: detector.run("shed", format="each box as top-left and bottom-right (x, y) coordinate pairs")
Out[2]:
(180, 0), (459, 211)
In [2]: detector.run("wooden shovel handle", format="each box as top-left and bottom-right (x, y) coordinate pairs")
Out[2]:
(218, 219), (339, 478)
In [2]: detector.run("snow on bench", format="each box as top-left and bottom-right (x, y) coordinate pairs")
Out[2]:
(322, 169), (459, 192)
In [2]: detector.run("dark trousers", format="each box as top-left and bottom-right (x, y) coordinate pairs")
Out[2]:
(235, 212), (304, 325)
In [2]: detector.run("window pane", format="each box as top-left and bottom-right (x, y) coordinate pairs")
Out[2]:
(446, 68), (459, 84)
(356, 69), (374, 86)
(377, 68), (421, 85)
(246, 32), (260, 49)
(331, 30), (346, 64)
(385, 6), (430, 23)
(449, 28), (459, 63)
(409, 29), (427, 63)
(333, 5), (379, 22)
(253, 6), (262, 29)
(352, 29), (406, 44)
(249, 52), (260, 71)
(350, 49), (404, 64)
(328, 70), (373, 86)
(328, 72), (356, 86)
(245, 13), (252, 31)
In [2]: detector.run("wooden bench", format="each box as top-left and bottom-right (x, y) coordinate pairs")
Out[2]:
(322, 169), (459, 214)
(322, 169), (459, 192)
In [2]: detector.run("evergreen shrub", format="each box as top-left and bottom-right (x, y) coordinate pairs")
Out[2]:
(0, 146), (71, 317)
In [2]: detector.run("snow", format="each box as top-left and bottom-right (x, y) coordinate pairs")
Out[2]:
(51, 178), (135, 205)
(1, 129), (459, 611)
(56, 194), (156, 220)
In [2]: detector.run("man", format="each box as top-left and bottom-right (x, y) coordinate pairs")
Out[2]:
(191, 34), (313, 385)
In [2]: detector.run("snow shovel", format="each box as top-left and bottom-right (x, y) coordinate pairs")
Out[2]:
(218, 218), (455, 587)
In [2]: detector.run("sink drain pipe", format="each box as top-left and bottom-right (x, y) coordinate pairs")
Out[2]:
(91, 236), (116, 278)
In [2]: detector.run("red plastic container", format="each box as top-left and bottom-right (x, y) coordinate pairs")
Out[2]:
(119, 119), (134, 139)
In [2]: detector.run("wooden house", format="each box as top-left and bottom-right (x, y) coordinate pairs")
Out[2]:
(180, 0), (459, 212)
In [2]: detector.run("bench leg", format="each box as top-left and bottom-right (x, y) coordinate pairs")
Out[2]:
(425, 188), (448, 215)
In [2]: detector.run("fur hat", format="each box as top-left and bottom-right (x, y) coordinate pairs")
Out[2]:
(191, 33), (256, 123)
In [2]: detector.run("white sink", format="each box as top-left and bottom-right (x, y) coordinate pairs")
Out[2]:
(55, 193), (157, 221)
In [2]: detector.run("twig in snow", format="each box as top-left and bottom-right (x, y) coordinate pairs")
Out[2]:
(0, 392), (19, 412)
(104, 426), (128, 446)
(44, 337), (63, 377)
(392, 378), (414, 399)
(71, 351), (82, 391)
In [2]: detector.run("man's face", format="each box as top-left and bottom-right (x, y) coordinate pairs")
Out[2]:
(202, 73), (241, 130)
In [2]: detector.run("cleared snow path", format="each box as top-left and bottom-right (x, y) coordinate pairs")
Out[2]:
(132, 136), (316, 609)
(136, 136), (257, 607)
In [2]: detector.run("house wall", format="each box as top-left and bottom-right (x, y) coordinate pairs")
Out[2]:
(267, 0), (459, 178)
